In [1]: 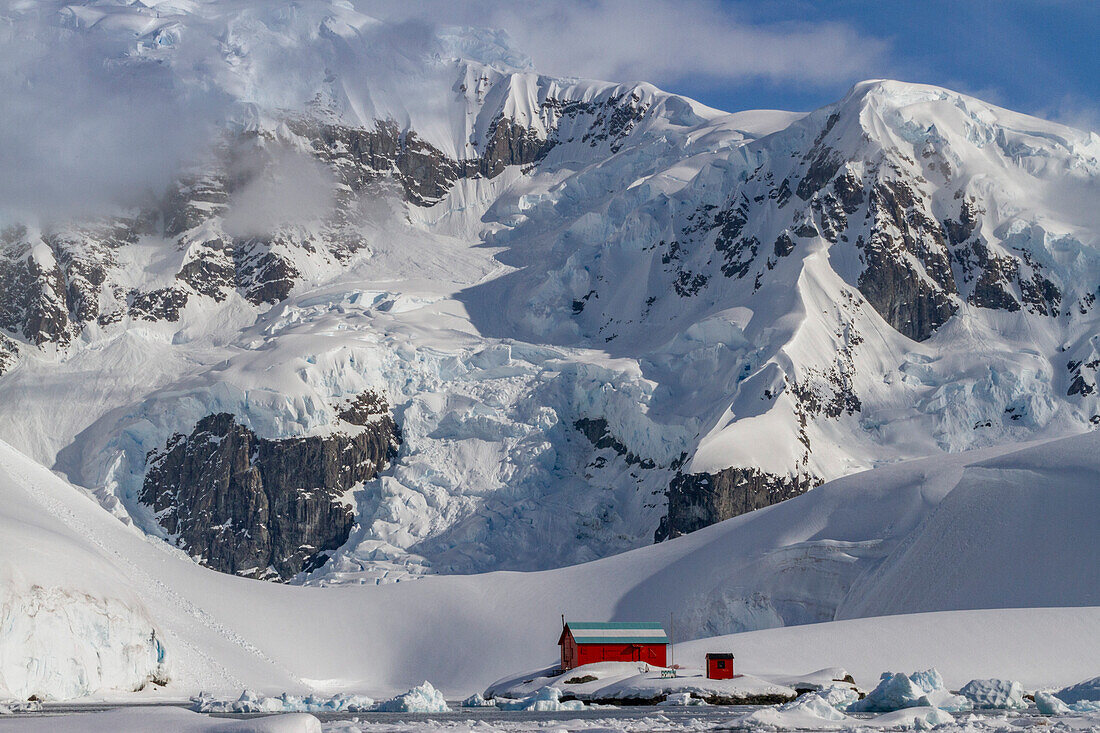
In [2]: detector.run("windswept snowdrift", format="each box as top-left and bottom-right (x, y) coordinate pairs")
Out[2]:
(0, 429), (1096, 699)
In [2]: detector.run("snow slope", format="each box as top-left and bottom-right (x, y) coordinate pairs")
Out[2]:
(1, 427), (1096, 700)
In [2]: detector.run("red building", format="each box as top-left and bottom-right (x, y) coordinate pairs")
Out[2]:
(558, 621), (668, 670)
(705, 652), (735, 679)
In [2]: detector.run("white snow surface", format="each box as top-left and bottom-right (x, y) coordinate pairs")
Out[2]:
(0, 707), (322, 732)
(0, 429), (1097, 700)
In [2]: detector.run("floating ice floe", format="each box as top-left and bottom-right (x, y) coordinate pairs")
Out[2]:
(192, 689), (377, 713)
(192, 683), (449, 714)
(371, 681), (451, 713)
(958, 678), (1026, 710)
(656, 692), (708, 707)
(497, 687), (585, 711)
(461, 692), (496, 707)
(0, 700), (42, 714)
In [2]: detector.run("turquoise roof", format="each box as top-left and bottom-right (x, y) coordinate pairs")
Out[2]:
(564, 621), (669, 645)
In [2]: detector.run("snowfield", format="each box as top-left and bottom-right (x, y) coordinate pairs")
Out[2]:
(0, 429), (1096, 701)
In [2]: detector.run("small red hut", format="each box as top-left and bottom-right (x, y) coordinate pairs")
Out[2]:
(558, 622), (668, 670)
(705, 652), (735, 679)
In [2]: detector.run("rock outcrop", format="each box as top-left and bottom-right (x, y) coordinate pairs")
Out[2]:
(655, 467), (820, 541)
(140, 394), (399, 580)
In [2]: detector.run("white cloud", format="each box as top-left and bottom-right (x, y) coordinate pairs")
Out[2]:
(367, 0), (887, 89)
(222, 148), (336, 239)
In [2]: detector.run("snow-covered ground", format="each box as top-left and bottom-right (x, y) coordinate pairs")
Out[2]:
(4, 706), (1100, 733)
(0, 428), (1096, 701)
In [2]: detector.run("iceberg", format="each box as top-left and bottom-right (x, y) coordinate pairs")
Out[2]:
(958, 679), (1026, 710)
(372, 681), (450, 713)
(1034, 691), (1070, 715)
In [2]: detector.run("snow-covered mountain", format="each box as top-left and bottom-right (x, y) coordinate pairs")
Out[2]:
(1, 0), (1099, 584)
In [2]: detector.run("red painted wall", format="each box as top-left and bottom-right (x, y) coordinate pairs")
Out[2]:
(559, 630), (667, 669)
(706, 656), (734, 679)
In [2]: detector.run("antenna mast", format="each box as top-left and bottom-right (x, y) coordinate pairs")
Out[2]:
(670, 611), (674, 669)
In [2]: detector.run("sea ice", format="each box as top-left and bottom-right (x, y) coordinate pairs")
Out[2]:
(497, 687), (585, 711)
(656, 692), (707, 706)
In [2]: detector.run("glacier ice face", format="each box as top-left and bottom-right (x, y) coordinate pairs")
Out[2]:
(0, 585), (166, 700)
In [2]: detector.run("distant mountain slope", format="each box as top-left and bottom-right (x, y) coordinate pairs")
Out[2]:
(1, 428), (1097, 699)
(0, 1), (1098, 582)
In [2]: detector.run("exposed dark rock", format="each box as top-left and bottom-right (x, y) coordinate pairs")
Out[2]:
(655, 466), (820, 541)
(797, 146), (842, 201)
(0, 333), (18, 375)
(338, 389), (397, 428)
(773, 232), (796, 258)
(856, 179), (959, 341)
(575, 417), (655, 469)
(0, 228), (73, 346)
(232, 240), (300, 305)
(140, 400), (399, 580)
(1067, 358), (1098, 397)
(163, 174), (229, 237)
(944, 199), (980, 246)
(673, 270), (708, 297)
(130, 287), (190, 322)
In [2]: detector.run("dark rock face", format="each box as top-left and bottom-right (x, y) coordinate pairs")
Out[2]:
(0, 334), (18, 376)
(655, 467), (819, 541)
(574, 417), (656, 469)
(140, 397), (399, 580)
(855, 180), (959, 341)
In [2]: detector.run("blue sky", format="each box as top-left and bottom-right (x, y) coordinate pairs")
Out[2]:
(672, 0), (1100, 128)
(432, 0), (1099, 131)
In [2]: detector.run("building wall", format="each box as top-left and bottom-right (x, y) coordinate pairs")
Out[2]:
(575, 643), (667, 668)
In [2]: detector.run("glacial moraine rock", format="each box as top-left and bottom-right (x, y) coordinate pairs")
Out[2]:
(140, 399), (400, 580)
(655, 467), (820, 541)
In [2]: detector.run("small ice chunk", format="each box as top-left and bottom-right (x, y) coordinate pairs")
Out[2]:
(1034, 691), (1070, 715)
(461, 692), (496, 707)
(958, 678), (1026, 710)
(779, 692), (851, 721)
(498, 687), (585, 711)
(657, 692), (707, 706)
(1071, 700), (1100, 713)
